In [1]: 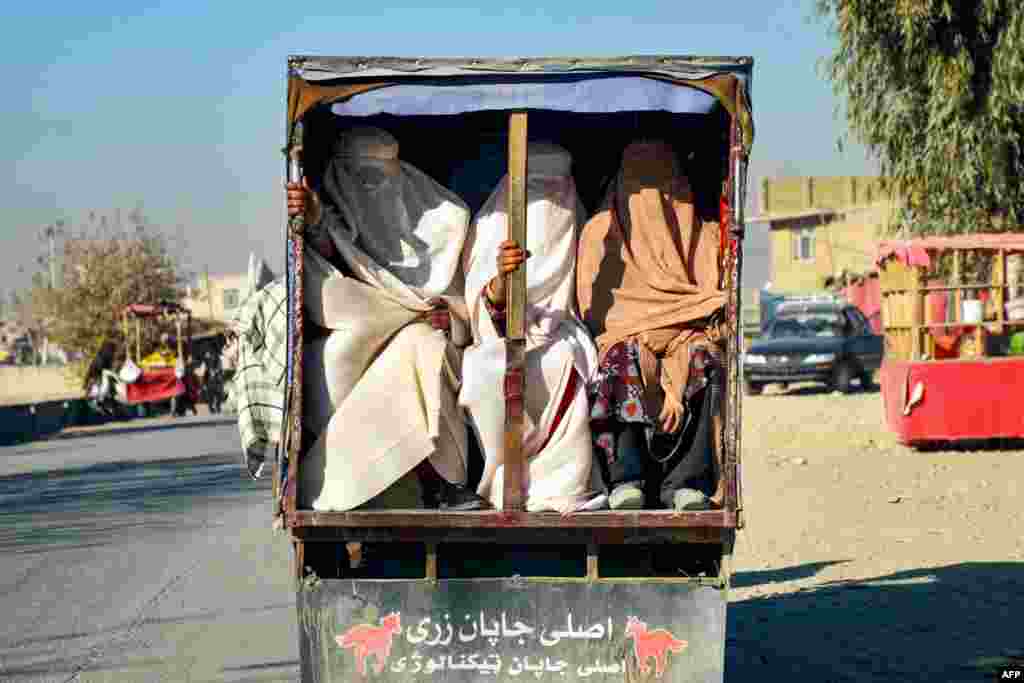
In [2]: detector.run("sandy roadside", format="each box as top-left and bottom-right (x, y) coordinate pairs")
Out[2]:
(728, 385), (1023, 681)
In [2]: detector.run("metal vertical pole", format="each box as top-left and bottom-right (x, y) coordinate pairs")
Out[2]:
(282, 120), (305, 518)
(502, 112), (528, 512)
(48, 228), (56, 290)
(731, 128), (747, 523)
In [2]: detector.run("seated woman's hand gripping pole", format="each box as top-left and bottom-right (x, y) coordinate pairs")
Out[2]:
(286, 178), (337, 261)
(485, 240), (530, 312)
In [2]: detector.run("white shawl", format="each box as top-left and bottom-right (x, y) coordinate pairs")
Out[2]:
(298, 127), (472, 511)
(460, 143), (599, 512)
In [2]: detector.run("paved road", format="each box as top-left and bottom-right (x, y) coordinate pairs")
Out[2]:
(0, 416), (300, 683)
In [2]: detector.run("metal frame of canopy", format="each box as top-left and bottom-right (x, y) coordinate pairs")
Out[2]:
(121, 302), (192, 367)
(279, 55), (753, 547)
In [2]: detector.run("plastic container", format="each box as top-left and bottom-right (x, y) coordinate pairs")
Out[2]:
(1010, 332), (1024, 356)
(962, 299), (983, 324)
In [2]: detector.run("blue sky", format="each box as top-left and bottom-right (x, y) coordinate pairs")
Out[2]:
(3, 0), (876, 293)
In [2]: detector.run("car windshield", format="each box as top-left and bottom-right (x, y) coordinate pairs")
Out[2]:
(769, 314), (844, 338)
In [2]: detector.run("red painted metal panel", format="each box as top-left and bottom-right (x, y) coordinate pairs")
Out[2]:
(880, 359), (1024, 443)
(125, 368), (185, 404)
(842, 277), (882, 333)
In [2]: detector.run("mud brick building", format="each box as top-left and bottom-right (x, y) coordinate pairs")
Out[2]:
(753, 176), (899, 293)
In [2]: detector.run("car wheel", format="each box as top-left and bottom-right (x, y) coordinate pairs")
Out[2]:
(834, 362), (855, 394)
(745, 382), (764, 396)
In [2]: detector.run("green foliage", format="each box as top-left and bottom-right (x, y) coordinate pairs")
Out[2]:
(817, 0), (1024, 235)
(29, 208), (185, 379)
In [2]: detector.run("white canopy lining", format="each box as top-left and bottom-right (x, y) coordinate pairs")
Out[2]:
(331, 75), (719, 118)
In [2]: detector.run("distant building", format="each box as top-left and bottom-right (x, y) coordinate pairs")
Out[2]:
(751, 176), (900, 293)
(183, 272), (251, 323)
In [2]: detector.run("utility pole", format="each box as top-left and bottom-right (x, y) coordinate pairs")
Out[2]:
(38, 219), (65, 365)
(45, 225), (56, 290)
(43, 219), (65, 290)
(205, 267), (214, 320)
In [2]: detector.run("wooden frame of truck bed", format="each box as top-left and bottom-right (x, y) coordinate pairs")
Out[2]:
(279, 56), (754, 683)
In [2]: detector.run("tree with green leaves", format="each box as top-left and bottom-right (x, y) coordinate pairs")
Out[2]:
(816, 0), (1024, 236)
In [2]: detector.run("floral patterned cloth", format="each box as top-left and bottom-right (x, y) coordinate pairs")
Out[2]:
(588, 339), (713, 482)
(481, 286), (507, 336)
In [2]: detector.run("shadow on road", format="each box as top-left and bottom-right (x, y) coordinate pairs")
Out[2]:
(0, 452), (271, 554)
(727, 562), (1024, 682)
(911, 438), (1024, 453)
(730, 560), (851, 588)
(774, 383), (880, 397)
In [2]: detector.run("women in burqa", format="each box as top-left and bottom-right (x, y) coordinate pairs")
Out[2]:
(293, 126), (488, 512)
(461, 142), (601, 513)
(576, 140), (727, 511)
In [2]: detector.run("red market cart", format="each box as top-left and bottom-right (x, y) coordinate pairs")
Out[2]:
(877, 234), (1024, 446)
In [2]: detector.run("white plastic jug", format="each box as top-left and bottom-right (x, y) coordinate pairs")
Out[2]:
(962, 299), (983, 324)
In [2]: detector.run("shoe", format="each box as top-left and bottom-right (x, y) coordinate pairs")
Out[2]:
(609, 482), (645, 510)
(670, 487), (711, 511)
(244, 443), (266, 481)
(432, 480), (492, 511)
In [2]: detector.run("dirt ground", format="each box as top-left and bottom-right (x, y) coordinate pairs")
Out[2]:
(727, 383), (1023, 682)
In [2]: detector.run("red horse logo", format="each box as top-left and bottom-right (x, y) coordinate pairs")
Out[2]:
(336, 612), (402, 676)
(625, 616), (688, 678)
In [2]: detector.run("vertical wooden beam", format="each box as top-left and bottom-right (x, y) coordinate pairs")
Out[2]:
(923, 273), (935, 359)
(135, 317), (142, 364)
(175, 317), (183, 360)
(952, 250), (962, 326)
(506, 113), (528, 342)
(293, 540), (306, 583)
(995, 249), (1006, 335)
(425, 542), (438, 582)
(911, 267), (923, 360)
(503, 112), (528, 513)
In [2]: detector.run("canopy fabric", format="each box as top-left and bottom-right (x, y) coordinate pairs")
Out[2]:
(330, 75), (718, 118)
(877, 233), (1024, 267)
(286, 56), (754, 151)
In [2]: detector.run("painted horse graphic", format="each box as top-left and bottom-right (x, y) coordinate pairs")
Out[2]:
(625, 616), (688, 678)
(336, 612), (402, 676)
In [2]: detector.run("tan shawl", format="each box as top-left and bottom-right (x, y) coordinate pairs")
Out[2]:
(576, 140), (726, 426)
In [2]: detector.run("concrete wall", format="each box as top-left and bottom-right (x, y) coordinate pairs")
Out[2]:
(769, 202), (898, 293)
(760, 176), (890, 215)
(0, 366), (81, 407)
(182, 273), (249, 323)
